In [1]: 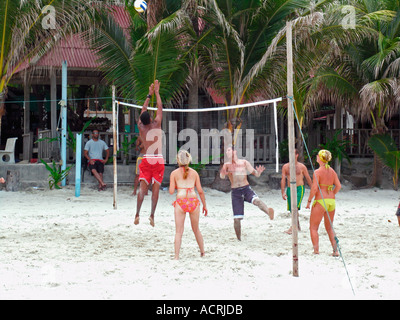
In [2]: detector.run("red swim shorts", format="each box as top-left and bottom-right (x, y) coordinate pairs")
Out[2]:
(138, 154), (165, 185)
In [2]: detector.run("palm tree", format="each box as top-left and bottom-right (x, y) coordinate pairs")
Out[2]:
(0, 0), (94, 142)
(307, 0), (400, 187)
(198, 0), (334, 148)
(89, 1), (197, 105)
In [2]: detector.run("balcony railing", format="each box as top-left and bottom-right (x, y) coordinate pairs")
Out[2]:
(308, 128), (400, 158)
(31, 128), (400, 163)
(34, 130), (276, 164)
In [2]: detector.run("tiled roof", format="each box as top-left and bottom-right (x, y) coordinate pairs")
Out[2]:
(15, 6), (130, 72)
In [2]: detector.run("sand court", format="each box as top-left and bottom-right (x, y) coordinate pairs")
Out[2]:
(0, 184), (399, 299)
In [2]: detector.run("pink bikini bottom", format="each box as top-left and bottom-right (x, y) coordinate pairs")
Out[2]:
(173, 198), (200, 213)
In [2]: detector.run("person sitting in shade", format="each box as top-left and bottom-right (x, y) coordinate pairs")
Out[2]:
(84, 129), (109, 191)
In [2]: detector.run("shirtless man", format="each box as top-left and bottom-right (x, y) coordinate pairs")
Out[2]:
(220, 145), (274, 241)
(281, 148), (312, 234)
(132, 136), (146, 196)
(134, 80), (164, 227)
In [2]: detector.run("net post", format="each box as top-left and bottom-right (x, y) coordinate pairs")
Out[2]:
(112, 85), (117, 209)
(286, 20), (299, 277)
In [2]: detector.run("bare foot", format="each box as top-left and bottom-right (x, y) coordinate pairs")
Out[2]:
(200, 252), (205, 258)
(254, 199), (274, 220)
(332, 250), (339, 257)
(268, 208), (274, 220)
(149, 216), (155, 227)
(284, 226), (292, 235)
(134, 215), (140, 225)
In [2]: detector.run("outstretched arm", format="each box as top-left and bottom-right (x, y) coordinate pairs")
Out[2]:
(246, 161), (264, 178)
(153, 80), (163, 124)
(141, 83), (155, 116)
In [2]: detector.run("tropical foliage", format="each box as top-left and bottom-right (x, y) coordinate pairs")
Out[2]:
(2, 0), (400, 189)
(0, 0), (93, 137)
(40, 159), (73, 190)
(307, 0), (400, 186)
(368, 134), (400, 190)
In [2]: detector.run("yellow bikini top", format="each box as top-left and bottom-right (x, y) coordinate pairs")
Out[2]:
(320, 184), (334, 191)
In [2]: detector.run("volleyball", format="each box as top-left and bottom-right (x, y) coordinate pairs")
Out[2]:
(134, 0), (147, 13)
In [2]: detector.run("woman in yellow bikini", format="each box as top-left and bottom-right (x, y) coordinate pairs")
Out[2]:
(169, 150), (208, 260)
(306, 150), (341, 256)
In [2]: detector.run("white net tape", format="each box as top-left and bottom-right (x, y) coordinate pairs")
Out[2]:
(115, 97), (282, 172)
(116, 97), (282, 112)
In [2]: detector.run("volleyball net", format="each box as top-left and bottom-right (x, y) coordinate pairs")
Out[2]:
(114, 97), (283, 172)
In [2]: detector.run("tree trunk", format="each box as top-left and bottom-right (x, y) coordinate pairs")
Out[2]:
(368, 154), (383, 188)
(187, 69), (199, 133)
(0, 93), (5, 144)
(295, 124), (304, 163)
(6, 170), (20, 192)
(147, 0), (164, 30)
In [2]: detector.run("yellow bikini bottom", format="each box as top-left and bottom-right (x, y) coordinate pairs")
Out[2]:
(313, 199), (336, 212)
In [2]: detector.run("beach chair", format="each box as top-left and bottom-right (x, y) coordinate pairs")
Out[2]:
(0, 137), (18, 164)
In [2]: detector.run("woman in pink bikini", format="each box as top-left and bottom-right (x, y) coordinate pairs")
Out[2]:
(169, 150), (208, 260)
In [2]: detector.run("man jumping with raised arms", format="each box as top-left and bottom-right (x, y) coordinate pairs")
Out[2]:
(135, 80), (164, 227)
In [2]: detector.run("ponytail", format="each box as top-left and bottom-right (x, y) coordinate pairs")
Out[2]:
(177, 150), (192, 180)
(183, 165), (189, 179)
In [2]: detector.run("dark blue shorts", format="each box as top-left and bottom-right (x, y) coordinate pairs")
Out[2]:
(231, 185), (258, 219)
(396, 202), (400, 217)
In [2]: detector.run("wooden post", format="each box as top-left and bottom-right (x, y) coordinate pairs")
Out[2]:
(112, 85), (117, 209)
(286, 20), (299, 277)
(61, 61), (68, 186)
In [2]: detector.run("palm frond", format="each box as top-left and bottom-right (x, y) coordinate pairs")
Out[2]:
(87, 7), (134, 97)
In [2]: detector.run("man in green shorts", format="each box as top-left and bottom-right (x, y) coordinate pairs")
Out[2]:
(281, 149), (312, 234)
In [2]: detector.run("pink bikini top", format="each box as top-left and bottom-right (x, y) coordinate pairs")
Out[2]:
(176, 186), (195, 197)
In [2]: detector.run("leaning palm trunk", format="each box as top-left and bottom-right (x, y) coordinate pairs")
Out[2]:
(147, 0), (164, 30)
(368, 124), (387, 188)
(0, 92), (5, 143)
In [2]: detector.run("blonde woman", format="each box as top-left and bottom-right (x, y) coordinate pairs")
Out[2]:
(306, 150), (341, 256)
(169, 150), (208, 260)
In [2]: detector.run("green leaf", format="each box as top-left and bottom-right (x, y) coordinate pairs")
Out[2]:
(368, 134), (397, 167)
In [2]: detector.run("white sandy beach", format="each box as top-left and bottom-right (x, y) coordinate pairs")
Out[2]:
(0, 183), (399, 300)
